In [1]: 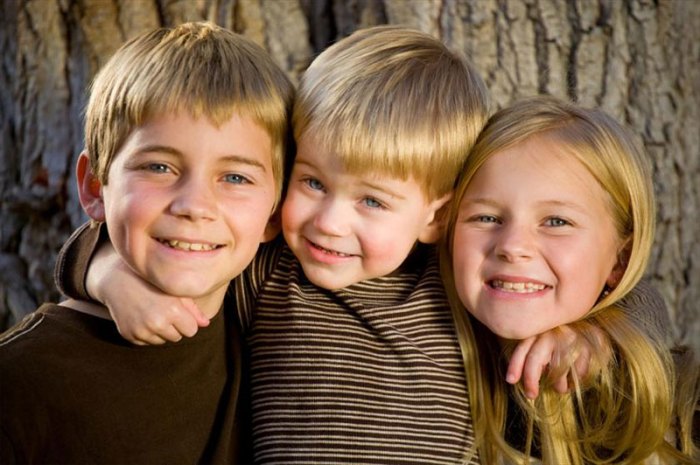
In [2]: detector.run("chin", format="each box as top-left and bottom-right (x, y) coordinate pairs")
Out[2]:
(308, 277), (346, 290)
(152, 279), (210, 299)
(482, 322), (535, 341)
(311, 274), (356, 290)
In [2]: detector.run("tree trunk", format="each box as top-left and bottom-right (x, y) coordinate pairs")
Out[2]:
(1, 0), (698, 352)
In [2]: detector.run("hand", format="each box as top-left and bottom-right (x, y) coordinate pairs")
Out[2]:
(87, 241), (209, 345)
(506, 323), (610, 399)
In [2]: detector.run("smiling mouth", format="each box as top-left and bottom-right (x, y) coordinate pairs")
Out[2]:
(308, 240), (354, 258)
(489, 279), (547, 293)
(157, 238), (223, 252)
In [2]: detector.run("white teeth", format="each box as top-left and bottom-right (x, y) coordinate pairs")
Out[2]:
(492, 280), (545, 293)
(163, 239), (217, 251)
(313, 242), (352, 257)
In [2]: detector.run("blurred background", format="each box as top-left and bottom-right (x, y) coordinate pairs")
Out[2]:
(1, 0), (698, 353)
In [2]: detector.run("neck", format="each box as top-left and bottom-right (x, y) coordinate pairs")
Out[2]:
(60, 298), (112, 319)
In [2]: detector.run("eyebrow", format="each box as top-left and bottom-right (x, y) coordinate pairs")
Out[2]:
(135, 145), (268, 172)
(537, 199), (590, 214)
(462, 197), (589, 213)
(358, 180), (406, 200)
(460, 197), (499, 209)
(295, 160), (407, 200)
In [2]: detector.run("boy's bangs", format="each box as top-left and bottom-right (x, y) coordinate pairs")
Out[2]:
(320, 125), (420, 181)
(128, 41), (285, 134)
(304, 110), (468, 200)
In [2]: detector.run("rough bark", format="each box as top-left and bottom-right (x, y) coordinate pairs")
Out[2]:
(1, 0), (698, 352)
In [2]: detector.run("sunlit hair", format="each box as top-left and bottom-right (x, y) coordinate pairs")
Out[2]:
(293, 26), (489, 201)
(440, 96), (698, 464)
(84, 21), (294, 207)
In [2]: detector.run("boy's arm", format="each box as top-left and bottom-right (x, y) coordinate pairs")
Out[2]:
(230, 235), (285, 332)
(54, 223), (207, 344)
(508, 323), (609, 399)
(509, 279), (671, 398)
(54, 222), (103, 300)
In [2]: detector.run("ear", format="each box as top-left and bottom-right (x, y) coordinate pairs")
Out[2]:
(606, 240), (631, 289)
(417, 192), (453, 244)
(262, 208), (282, 242)
(76, 152), (106, 222)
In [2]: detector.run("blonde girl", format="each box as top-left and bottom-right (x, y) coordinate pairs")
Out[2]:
(441, 96), (698, 464)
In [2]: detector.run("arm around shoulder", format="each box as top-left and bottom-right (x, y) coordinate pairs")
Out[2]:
(54, 222), (106, 301)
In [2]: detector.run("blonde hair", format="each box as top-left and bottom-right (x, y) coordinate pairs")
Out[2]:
(441, 96), (698, 464)
(293, 26), (489, 201)
(84, 22), (294, 206)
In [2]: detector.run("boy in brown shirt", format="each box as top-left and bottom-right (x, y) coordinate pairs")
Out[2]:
(0, 22), (292, 464)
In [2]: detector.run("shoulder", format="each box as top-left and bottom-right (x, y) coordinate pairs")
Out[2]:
(618, 279), (667, 311)
(245, 235), (287, 281)
(0, 305), (65, 400)
(617, 279), (672, 342)
(406, 243), (442, 285)
(245, 237), (299, 287)
(0, 303), (57, 349)
(0, 303), (110, 361)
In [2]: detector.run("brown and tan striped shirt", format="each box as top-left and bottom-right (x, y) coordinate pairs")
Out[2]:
(234, 237), (478, 464)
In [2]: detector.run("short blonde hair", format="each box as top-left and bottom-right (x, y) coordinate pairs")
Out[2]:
(293, 26), (489, 201)
(445, 95), (655, 305)
(85, 22), (294, 206)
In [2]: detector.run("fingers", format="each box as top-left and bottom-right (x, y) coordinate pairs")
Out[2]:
(550, 372), (570, 394)
(520, 345), (550, 399)
(130, 332), (174, 346)
(507, 337), (536, 385)
(182, 299), (210, 328)
(114, 319), (175, 345)
(542, 327), (579, 395)
(506, 324), (611, 399)
(588, 325), (612, 371)
(515, 328), (574, 399)
(571, 324), (609, 384)
(514, 335), (555, 399)
(111, 300), (207, 345)
(572, 343), (591, 383)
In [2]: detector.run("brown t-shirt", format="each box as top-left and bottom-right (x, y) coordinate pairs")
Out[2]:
(0, 301), (247, 464)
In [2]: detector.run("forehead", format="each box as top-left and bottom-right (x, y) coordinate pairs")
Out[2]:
(120, 111), (273, 164)
(466, 135), (609, 207)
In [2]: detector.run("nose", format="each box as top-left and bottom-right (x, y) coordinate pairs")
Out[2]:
(169, 175), (217, 221)
(312, 198), (351, 237)
(494, 222), (535, 262)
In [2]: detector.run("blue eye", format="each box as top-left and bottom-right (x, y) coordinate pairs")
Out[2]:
(476, 215), (499, 223)
(223, 173), (250, 184)
(545, 217), (570, 227)
(305, 177), (324, 191)
(362, 197), (384, 209)
(145, 163), (170, 173)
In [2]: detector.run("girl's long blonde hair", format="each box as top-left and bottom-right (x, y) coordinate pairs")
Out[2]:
(441, 96), (698, 464)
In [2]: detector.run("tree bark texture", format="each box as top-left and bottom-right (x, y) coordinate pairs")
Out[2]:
(1, 0), (698, 352)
